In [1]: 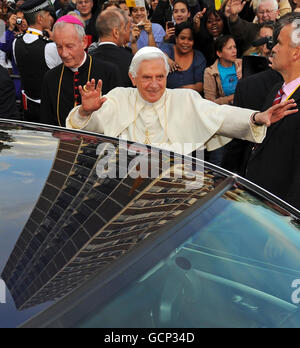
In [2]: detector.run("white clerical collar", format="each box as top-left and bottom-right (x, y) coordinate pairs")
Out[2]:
(70, 52), (87, 72)
(98, 41), (118, 47)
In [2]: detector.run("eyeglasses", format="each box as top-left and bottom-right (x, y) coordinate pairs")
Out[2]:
(257, 9), (276, 15)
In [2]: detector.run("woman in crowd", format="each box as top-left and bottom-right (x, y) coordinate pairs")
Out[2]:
(164, 0), (191, 42)
(203, 34), (241, 166)
(204, 35), (242, 105)
(195, 8), (231, 66)
(161, 21), (206, 93)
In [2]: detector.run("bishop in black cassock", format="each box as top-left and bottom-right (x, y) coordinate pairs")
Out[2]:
(40, 54), (122, 126)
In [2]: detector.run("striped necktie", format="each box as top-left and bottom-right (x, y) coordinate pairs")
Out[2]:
(273, 87), (284, 105)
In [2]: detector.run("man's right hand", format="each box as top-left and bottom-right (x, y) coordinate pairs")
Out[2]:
(78, 79), (107, 117)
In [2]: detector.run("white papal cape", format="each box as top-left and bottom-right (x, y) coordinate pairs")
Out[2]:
(66, 87), (266, 155)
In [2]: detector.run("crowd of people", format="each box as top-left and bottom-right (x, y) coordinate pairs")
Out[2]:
(0, 0), (299, 211)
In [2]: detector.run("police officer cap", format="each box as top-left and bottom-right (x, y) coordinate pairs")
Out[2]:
(19, 0), (54, 14)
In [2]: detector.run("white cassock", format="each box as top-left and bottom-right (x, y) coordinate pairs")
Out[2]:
(66, 87), (266, 155)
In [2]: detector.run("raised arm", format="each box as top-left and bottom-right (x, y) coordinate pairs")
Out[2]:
(78, 79), (107, 118)
(193, 8), (206, 34)
(225, 0), (246, 23)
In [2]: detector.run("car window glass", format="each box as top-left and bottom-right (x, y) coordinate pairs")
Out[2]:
(0, 126), (59, 327)
(76, 184), (300, 328)
(0, 123), (230, 327)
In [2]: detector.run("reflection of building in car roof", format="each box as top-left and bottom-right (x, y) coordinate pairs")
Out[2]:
(2, 137), (224, 310)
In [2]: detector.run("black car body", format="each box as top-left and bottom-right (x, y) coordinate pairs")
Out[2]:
(0, 120), (300, 328)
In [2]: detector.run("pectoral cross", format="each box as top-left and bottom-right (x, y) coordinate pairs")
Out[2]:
(144, 129), (150, 145)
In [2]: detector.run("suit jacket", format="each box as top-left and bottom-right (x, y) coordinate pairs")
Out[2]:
(0, 65), (18, 119)
(246, 81), (300, 211)
(91, 44), (133, 87)
(234, 69), (283, 110)
(222, 69), (283, 175)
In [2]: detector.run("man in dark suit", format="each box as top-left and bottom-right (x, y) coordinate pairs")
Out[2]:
(222, 69), (283, 175)
(0, 65), (19, 119)
(245, 12), (300, 210)
(91, 8), (133, 87)
(234, 69), (283, 111)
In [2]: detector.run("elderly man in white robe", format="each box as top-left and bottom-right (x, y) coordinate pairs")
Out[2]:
(66, 47), (297, 155)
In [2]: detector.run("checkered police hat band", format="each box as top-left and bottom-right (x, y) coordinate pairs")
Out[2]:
(23, 0), (52, 14)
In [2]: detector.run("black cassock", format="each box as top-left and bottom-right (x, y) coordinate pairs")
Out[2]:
(40, 55), (122, 126)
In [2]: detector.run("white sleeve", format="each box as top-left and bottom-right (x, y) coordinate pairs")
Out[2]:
(66, 89), (126, 136)
(204, 104), (267, 152)
(173, 90), (267, 152)
(45, 42), (62, 69)
(66, 106), (105, 134)
(216, 104), (267, 143)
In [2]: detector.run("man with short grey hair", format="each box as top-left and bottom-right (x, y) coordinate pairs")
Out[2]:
(245, 12), (300, 210)
(225, 0), (280, 53)
(66, 46), (297, 156)
(90, 8), (133, 87)
(40, 15), (121, 126)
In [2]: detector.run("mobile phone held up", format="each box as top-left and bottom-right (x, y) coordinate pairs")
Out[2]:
(167, 21), (175, 29)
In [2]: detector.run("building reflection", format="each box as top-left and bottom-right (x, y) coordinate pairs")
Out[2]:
(0, 130), (15, 153)
(2, 133), (224, 310)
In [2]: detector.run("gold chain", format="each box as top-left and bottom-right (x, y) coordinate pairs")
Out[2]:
(56, 55), (93, 127)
